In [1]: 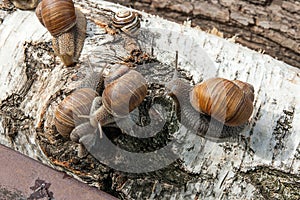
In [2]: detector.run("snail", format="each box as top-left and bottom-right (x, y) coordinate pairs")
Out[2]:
(190, 77), (254, 127)
(165, 54), (255, 140)
(112, 10), (141, 34)
(85, 65), (148, 130)
(10, 0), (39, 10)
(54, 65), (148, 154)
(35, 0), (86, 66)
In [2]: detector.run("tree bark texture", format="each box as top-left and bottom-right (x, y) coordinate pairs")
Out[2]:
(0, 0), (300, 199)
(107, 0), (300, 69)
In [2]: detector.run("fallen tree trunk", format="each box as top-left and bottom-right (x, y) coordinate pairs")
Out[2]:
(108, 0), (300, 69)
(0, 0), (300, 199)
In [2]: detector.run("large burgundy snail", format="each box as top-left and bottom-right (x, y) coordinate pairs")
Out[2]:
(111, 10), (141, 34)
(54, 65), (148, 153)
(165, 59), (254, 140)
(35, 0), (86, 66)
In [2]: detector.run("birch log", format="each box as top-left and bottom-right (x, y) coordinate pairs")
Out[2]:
(107, 0), (300, 69)
(0, 0), (300, 199)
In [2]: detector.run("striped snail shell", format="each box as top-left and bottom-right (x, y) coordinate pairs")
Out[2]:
(54, 88), (98, 138)
(103, 64), (130, 86)
(102, 65), (147, 117)
(35, 0), (77, 37)
(232, 80), (255, 102)
(112, 10), (140, 34)
(190, 78), (254, 127)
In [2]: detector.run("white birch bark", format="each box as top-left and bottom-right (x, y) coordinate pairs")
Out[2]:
(0, 0), (299, 199)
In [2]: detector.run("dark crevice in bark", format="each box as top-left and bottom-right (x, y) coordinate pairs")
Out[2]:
(240, 166), (300, 200)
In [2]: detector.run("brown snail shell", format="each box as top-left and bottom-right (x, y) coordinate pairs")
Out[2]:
(35, 0), (77, 37)
(54, 88), (98, 138)
(102, 66), (148, 117)
(190, 78), (254, 126)
(35, 2), (43, 24)
(232, 80), (255, 102)
(104, 64), (130, 86)
(112, 10), (140, 34)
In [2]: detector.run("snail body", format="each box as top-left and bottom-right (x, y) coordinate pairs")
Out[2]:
(35, 0), (86, 66)
(166, 77), (254, 140)
(112, 10), (141, 34)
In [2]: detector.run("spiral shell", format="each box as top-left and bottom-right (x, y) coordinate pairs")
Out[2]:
(102, 66), (147, 117)
(35, 0), (77, 36)
(112, 10), (140, 34)
(54, 88), (98, 137)
(104, 64), (130, 86)
(232, 80), (255, 102)
(190, 78), (254, 126)
(35, 2), (43, 24)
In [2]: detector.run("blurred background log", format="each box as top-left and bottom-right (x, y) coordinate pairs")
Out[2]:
(108, 0), (300, 69)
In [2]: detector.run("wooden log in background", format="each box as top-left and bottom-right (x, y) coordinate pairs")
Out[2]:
(0, 0), (300, 199)
(108, 0), (300, 69)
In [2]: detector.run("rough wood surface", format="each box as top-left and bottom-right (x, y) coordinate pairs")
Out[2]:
(0, 0), (300, 199)
(107, 0), (300, 69)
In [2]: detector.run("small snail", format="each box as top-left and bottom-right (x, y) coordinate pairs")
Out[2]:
(10, 0), (39, 10)
(165, 53), (254, 139)
(35, 0), (86, 66)
(54, 65), (148, 152)
(112, 10), (141, 34)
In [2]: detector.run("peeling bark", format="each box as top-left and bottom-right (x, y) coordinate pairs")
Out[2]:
(0, 0), (300, 199)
